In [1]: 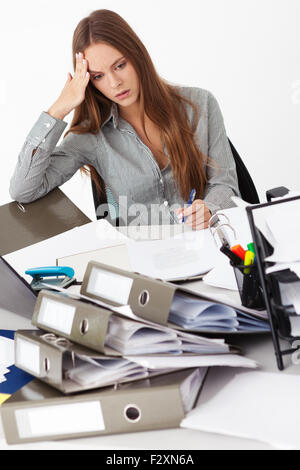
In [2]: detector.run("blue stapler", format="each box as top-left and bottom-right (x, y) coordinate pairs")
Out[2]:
(25, 266), (76, 291)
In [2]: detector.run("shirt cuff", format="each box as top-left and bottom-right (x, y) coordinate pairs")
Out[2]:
(203, 200), (220, 216)
(25, 111), (68, 150)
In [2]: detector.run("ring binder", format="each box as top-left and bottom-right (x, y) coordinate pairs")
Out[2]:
(14, 329), (176, 394)
(31, 290), (233, 356)
(80, 260), (269, 334)
(0, 188), (90, 256)
(2, 368), (207, 444)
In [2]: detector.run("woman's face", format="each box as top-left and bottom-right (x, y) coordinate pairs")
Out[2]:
(84, 42), (140, 108)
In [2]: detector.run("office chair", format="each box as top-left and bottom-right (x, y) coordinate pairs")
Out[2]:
(91, 138), (260, 220)
(228, 139), (260, 204)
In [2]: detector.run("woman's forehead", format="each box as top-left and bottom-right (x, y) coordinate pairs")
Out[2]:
(84, 43), (123, 71)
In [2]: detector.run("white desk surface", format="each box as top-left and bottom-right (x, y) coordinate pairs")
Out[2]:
(0, 280), (297, 450)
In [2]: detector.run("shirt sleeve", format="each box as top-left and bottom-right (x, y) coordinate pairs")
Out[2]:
(9, 112), (93, 203)
(202, 91), (240, 215)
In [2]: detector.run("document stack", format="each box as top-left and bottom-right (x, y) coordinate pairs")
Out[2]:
(13, 288), (256, 393)
(2, 261), (258, 444)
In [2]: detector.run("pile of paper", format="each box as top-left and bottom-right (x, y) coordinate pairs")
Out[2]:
(0, 335), (14, 383)
(181, 367), (300, 450)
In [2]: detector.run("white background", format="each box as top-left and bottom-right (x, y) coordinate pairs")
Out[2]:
(1, 0), (300, 220)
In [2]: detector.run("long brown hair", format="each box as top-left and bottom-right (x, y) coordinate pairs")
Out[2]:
(64, 9), (208, 200)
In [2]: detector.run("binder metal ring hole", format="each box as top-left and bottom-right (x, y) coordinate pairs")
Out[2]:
(44, 357), (50, 373)
(139, 290), (150, 307)
(124, 404), (141, 423)
(56, 338), (70, 347)
(42, 333), (56, 342)
(80, 319), (89, 335)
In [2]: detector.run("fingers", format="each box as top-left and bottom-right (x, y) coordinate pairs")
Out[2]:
(175, 199), (202, 221)
(183, 199), (202, 218)
(185, 209), (211, 230)
(75, 52), (89, 81)
(176, 200), (211, 230)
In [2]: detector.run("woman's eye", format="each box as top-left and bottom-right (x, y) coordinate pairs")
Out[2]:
(92, 62), (126, 80)
(116, 61), (126, 70)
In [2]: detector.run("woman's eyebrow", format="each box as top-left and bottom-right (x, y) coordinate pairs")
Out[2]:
(88, 56), (125, 74)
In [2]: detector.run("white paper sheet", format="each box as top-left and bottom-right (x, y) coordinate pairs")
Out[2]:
(266, 261), (300, 278)
(0, 336), (14, 369)
(127, 229), (219, 280)
(169, 293), (239, 331)
(203, 251), (238, 291)
(181, 368), (300, 450)
(252, 199), (300, 263)
(125, 354), (257, 369)
(4, 220), (129, 283)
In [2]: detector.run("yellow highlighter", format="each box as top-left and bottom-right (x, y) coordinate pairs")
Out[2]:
(244, 250), (255, 274)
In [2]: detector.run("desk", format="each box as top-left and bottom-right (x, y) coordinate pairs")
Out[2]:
(2, 279), (299, 450)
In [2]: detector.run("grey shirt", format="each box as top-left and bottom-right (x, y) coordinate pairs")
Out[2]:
(9, 86), (240, 225)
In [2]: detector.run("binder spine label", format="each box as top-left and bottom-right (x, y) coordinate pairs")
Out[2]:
(16, 337), (40, 376)
(15, 401), (105, 438)
(87, 266), (133, 304)
(38, 296), (76, 335)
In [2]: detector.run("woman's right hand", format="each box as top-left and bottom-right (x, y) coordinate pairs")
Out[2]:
(47, 52), (90, 120)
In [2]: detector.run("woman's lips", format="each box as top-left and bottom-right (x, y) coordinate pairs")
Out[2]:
(116, 90), (130, 99)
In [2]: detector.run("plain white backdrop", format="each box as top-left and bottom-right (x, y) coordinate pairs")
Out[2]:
(1, 0), (300, 220)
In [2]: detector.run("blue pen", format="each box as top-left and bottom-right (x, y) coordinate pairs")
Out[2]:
(182, 189), (196, 223)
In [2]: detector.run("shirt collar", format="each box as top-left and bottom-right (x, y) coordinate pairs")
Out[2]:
(102, 102), (119, 129)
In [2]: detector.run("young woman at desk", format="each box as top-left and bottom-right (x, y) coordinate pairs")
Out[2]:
(9, 9), (240, 230)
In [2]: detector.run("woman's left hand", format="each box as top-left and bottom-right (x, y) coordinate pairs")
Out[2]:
(175, 199), (211, 230)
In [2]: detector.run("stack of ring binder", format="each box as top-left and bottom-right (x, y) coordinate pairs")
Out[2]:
(2, 253), (261, 444)
(2, 293), (211, 443)
(2, 272), (244, 443)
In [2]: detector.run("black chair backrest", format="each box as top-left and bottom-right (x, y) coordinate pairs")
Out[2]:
(91, 172), (110, 220)
(228, 138), (260, 204)
(91, 138), (260, 219)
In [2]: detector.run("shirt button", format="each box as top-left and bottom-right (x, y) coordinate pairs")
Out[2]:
(164, 201), (169, 206)
(42, 139), (46, 143)
(45, 123), (50, 128)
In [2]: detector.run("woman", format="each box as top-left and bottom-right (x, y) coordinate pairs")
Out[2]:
(9, 9), (240, 230)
